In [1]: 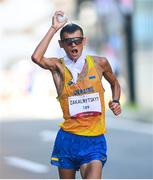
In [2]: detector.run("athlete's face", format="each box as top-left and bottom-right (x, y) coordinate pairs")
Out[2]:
(59, 30), (86, 62)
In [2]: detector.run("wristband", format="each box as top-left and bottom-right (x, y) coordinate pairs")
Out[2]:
(112, 100), (120, 104)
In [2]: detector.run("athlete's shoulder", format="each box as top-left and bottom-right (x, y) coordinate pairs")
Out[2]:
(90, 55), (108, 67)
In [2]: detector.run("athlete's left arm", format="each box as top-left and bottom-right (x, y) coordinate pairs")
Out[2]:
(101, 58), (121, 116)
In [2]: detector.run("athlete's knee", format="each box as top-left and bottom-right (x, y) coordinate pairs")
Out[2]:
(81, 160), (102, 179)
(58, 168), (76, 179)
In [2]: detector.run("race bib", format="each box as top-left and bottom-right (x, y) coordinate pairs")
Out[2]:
(68, 92), (102, 118)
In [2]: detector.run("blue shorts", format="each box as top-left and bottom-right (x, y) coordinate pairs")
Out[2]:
(50, 128), (107, 170)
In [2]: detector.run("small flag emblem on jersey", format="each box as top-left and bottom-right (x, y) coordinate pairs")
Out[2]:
(89, 76), (96, 79)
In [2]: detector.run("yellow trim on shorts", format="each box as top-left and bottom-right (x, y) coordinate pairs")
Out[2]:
(51, 157), (59, 161)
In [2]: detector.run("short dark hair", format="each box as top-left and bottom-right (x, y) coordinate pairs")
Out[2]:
(60, 23), (84, 40)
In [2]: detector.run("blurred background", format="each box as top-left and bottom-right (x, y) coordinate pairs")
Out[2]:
(0, 0), (153, 179)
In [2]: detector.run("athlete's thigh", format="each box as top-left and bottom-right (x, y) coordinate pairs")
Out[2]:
(80, 160), (102, 179)
(58, 168), (76, 179)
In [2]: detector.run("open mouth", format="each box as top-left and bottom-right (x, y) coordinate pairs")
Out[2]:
(71, 49), (78, 54)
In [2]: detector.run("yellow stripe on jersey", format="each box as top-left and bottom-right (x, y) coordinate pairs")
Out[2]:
(86, 55), (94, 68)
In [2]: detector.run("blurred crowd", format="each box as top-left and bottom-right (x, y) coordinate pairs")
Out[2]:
(1, 0), (152, 119)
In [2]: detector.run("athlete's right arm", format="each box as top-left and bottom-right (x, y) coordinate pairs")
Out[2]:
(31, 11), (68, 70)
(31, 25), (58, 70)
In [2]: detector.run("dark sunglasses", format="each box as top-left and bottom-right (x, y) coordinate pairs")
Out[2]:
(61, 37), (83, 46)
